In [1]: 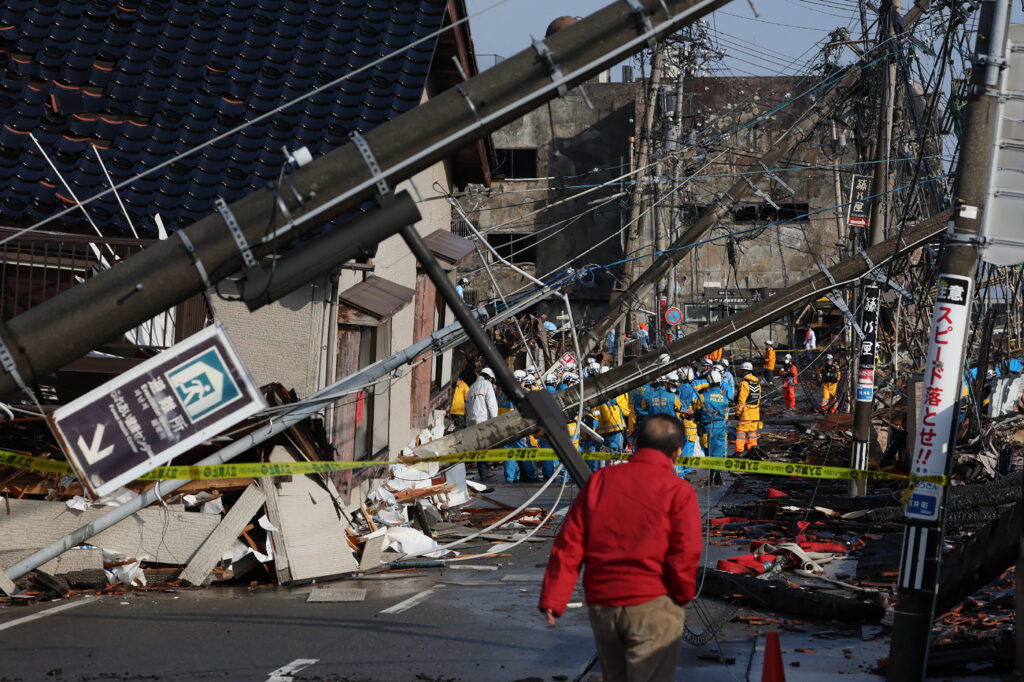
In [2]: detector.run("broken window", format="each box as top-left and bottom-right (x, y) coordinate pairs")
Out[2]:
(486, 232), (537, 264)
(494, 148), (539, 179)
(351, 320), (391, 461)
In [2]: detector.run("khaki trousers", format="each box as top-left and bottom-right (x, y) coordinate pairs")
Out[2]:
(587, 595), (685, 682)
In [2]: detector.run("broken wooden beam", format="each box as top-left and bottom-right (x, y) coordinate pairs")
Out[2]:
(179, 484), (267, 586)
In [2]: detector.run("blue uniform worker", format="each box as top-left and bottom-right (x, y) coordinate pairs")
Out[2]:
(718, 364), (736, 401)
(699, 371), (730, 483)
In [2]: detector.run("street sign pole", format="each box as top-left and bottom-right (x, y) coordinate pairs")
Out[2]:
(887, 2), (1012, 679)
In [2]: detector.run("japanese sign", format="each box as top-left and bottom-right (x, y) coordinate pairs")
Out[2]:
(847, 175), (870, 228)
(854, 285), (880, 402)
(52, 325), (264, 499)
(905, 274), (973, 521)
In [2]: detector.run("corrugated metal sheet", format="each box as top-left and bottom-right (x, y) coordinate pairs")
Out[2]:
(423, 229), (475, 264)
(338, 275), (415, 320)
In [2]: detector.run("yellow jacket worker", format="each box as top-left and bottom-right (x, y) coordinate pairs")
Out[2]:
(818, 354), (841, 412)
(734, 363), (761, 452)
(450, 378), (469, 429)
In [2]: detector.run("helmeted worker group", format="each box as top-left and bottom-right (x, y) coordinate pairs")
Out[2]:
(452, 326), (845, 484)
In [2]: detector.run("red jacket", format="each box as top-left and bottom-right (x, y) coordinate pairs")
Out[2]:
(538, 448), (702, 617)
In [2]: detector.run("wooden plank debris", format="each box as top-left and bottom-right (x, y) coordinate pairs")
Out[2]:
(358, 534), (385, 571)
(261, 446), (358, 584)
(179, 484), (267, 586)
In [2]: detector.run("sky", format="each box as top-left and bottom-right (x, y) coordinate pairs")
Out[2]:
(465, 0), (856, 78)
(464, 0), (1024, 79)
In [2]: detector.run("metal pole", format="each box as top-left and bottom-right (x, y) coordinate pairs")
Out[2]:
(887, 1), (1011, 679)
(400, 225), (592, 487)
(1, 284), (559, 587)
(850, 0), (900, 496)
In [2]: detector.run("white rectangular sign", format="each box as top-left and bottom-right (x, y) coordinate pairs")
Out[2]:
(52, 325), (265, 498)
(904, 274), (973, 521)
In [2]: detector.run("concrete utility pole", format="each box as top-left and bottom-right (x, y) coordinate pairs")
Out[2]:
(579, 0), (934, 359)
(850, 0), (901, 496)
(0, 0), (731, 400)
(420, 213), (948, 456)
(886, 1), (1012, 679)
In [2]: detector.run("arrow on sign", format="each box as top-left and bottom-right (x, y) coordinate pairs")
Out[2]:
(78, 424), (114, 464)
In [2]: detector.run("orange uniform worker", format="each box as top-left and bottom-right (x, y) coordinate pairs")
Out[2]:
(778, 354), (798, 409)
(705, 347), (723, 363)
(734, 362), (762, 452)
(762, 339), (776, 383)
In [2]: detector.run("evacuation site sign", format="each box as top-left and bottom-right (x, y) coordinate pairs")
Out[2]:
(52, 325), (264, 499)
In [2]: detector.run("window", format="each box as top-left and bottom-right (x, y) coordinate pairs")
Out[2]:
(494, 148), (539, 179)
(486, 232), (537, 264)
(732, 203), (810, 224)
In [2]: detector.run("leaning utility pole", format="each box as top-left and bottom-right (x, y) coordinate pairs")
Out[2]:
(850, 0), (901, 496)
(580, 0), (933, 358)
(0, 0), (730, 401)
(420, 213), (948, 456)
(887, 1), (1012, 679)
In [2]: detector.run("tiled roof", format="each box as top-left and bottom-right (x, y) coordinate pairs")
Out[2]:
(0, 0), (447, 235)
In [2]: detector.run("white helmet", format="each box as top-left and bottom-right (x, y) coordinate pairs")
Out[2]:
(986, 369), (996, 379)
(524, 373), (537, 386)
(600, 365), (610, 374)
(667, 371), (680, 384)
(765, 339), (774, 346)
(740, 361), (754, 371)
(526, 364), (537, 374)
(545, 373), (558, 385)
(825, 353), (834, 361)
(720, 358), (729, 367)
(702, 358), (713, 367)
(681, 367), (695, 382)
(563, 372), (579, 384)
(480, 367), (495, 379)
(784, 354), (792, 362)
(708, 367), (724, 385)
(513, 369), (526, 380)
(659, 353), (671, 364)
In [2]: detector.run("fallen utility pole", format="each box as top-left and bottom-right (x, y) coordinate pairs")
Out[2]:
(0, 0), (730, 400)
(887, 1), (1012, 680)
(850, 0), (901, 496)
(419, 212), (948, 456)
(580, 0), (934, 356)
(1, 282), (562, 590)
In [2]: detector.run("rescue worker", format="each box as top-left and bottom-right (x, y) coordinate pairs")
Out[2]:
(594, 366), (630, 455)
(466, 367), (498, 480)
(450, 374), (469, 430)
(718, 359), (735, 401)
(455, 277), (469, 301)
(803, 326), (817, 364)
(640, 375), (683, 420)
(706, 346), (723, 363)
(817, 353), (840, 412)
(504, 370), (538, 483)
(699, 366), (730, 485)
(676, 368), (702, 460)
(778, 354), (798, 410)
(762, 339), (776, 384)
(734, 361), (761, 453)
(636, 322), (650, 351)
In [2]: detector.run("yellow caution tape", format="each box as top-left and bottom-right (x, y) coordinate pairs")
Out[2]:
(0, 448), (946, 485)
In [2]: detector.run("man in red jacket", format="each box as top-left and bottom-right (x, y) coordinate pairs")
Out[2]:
(538, 415), (702, 682)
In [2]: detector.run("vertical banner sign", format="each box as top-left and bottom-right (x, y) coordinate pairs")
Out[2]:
(847, 175), (871, 228)
(905, 274), (973, 521)
(855, 285), (881, 402)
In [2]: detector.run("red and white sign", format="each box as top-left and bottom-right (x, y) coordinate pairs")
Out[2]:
(857, 368), (874, 386)
(558, 353), (576, 368)
(664, 307), (682, 326)
(905, 274), (973, 522)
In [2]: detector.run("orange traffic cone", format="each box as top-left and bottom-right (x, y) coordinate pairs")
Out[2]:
(761, 631), (786, 682)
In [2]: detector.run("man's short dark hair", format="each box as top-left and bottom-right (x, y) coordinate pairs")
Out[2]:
(636, 415), (684, 458)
